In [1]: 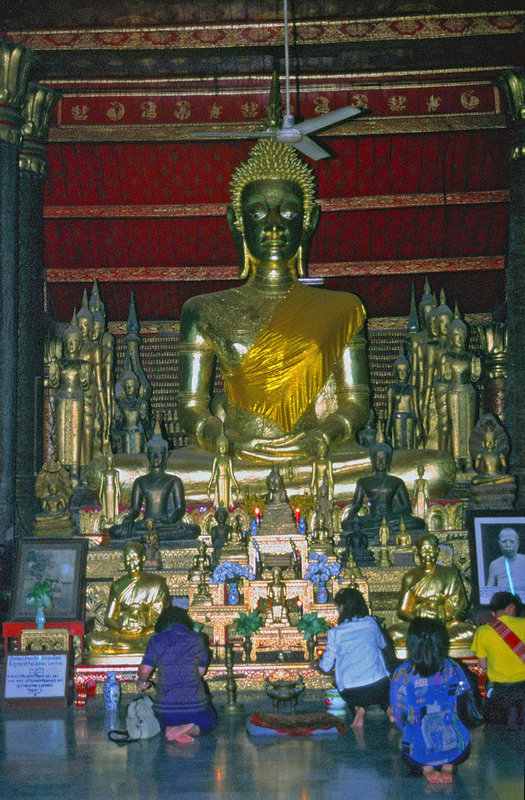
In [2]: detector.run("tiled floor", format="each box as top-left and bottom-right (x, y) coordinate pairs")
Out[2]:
(1, 691), (523, 800)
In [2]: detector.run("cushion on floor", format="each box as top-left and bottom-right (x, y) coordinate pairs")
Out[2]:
(246, 711), (346, 736)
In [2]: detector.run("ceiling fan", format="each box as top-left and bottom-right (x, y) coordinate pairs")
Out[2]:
(190, 0), (364, 160)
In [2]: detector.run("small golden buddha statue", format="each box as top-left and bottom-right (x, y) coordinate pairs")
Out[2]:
(267, 566), (288, 624)
(310, 512), (335, 557)
(412, 462), (430, 519)
(388, 532), (475, 645)
(471, 415), (514, 485)
(188, 541), (212, 583)
(469, 415), (516, 508)
(310, 439), (334, 502)
(207, 431), (240, 510)
(439, 317), (482, 471)
(34, 460), (74, 535)
(392, 518), (415, 567)
(386, 351), (423, 450)
(84, 541), (171, 655)
(221, 516), (246, 557)
(98, 450), (121, 523)
(48, 312), (91, 486)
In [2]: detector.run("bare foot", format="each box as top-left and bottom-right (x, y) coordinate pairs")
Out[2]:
(440, 764), (454, 784)
(386, 705), (395, 723)
(351, 707), (365, 728)
(422, 766), (441, 784)
(165, 723), (195, 742)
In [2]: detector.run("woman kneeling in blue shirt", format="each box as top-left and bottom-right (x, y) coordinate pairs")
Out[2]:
(319, 587), (392, 727)
(137, 606), (216, 743)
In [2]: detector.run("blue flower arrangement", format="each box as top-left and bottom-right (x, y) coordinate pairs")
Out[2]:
(303, 553), (341, 585)
(211, 560), (256, 585)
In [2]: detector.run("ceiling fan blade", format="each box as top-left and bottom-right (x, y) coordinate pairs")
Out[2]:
(293, 136), (331, 161)
(296, 106), (363, 135)
(189, 130), (272, 140)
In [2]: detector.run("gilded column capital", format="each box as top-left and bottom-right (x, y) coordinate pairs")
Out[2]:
(20, 84), (62, 174)
(497, 68), (525, 160)
(0, 41), (36, 144)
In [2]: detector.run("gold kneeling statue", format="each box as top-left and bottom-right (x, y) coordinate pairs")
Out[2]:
(85, 541), (171, 654)
(89, 140), (455, 504)
(388, 532), (475, 646)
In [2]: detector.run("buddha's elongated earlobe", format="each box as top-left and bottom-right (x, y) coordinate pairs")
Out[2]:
(239, 237), (251, 280)
(296, 244), (305, 277)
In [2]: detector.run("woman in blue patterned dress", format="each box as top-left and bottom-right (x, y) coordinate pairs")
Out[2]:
(390, 617), (470, 784)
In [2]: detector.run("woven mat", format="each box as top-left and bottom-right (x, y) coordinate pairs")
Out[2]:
(248, 711), (346, 735)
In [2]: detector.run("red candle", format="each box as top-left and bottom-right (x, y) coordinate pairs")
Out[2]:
(254, 506), (261, 525)
(295, 507), (301, 524)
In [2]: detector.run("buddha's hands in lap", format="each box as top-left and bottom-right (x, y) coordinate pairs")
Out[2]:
(234, 430), (328, 461)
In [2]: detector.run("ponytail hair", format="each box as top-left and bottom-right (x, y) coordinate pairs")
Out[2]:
(406, 617), (449, 677)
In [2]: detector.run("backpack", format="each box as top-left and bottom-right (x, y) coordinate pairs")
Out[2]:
(108, 694), (161, 743)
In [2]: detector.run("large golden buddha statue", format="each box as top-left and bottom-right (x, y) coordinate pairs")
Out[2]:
(91, 141), (455, 503)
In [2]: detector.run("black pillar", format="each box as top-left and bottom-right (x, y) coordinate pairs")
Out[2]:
(497, 69), (525, 507)
(16, 84), (61, 536)
(0, 42), (36, 545)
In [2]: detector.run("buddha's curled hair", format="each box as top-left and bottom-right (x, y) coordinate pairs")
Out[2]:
(229, 139), (317, 232)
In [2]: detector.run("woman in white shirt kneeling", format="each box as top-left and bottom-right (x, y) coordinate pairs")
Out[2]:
(319, 587), (393, 727)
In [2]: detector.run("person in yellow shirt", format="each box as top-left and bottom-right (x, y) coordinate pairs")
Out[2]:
(472, 591), (525, 729)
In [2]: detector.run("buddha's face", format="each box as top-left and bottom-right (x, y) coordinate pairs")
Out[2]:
(483, 431), (496, 451)
(396, 363), (409, 382)
(91, 320), (104, 342)
(450, 327), (466, 350)
(371, 448), (390, 473)
(77, 316), (92, 339)
(417, 537), (439, 567)
(242, 179), (304, 263)
(124, 378), (138, 398)
(428, 315), (439, 337)
(438, 313), (452, 337)
(498, 528), (519, 557)
(147, 444), (167, 468)
(65, 331), (82, 357)
(124, 545), (144, 575)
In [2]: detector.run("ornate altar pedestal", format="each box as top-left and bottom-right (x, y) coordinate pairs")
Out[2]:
(79, 511), (475, 701)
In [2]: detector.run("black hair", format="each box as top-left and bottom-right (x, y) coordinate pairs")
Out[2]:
(406, 617), (449, 678)
(334, 587), (369, 624)
(489, 591), (521, 614)
(154, 604), (195, 633)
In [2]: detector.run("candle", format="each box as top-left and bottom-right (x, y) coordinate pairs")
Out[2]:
(254, 506), (261, 526)
(297, 600), (303, 618)
(295, 507), (301, 524)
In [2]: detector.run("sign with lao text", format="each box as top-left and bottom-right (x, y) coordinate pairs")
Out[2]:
(3, 652), (71, 707)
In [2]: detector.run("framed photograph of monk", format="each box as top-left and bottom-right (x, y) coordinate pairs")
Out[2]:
(467, 512), (525, 606)
(10, 538), (88, 622)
